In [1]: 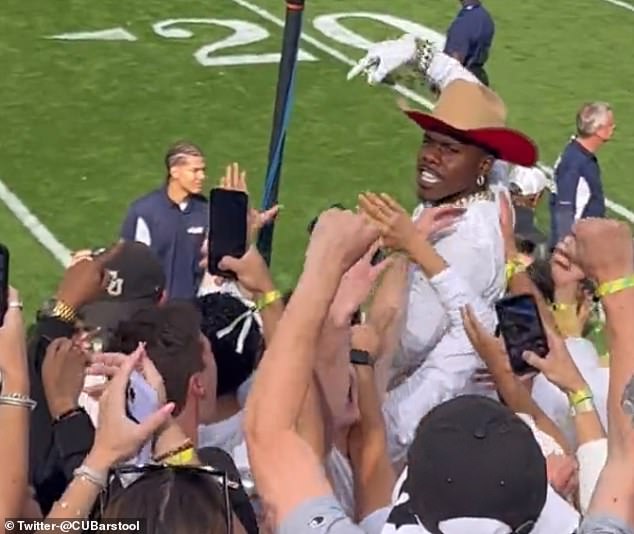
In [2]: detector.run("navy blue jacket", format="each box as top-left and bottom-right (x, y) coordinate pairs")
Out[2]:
(549, 139), (605, 247)
(121, 187), (208, 299)
(444, 1), (495, 78)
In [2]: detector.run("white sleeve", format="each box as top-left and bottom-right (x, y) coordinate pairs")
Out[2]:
(575, 176), (591, 220)
(383, 267), (494, 462)
(134, 216), (152, 246)
(577, 438), (608, 514)
(427, 51), (482, 90)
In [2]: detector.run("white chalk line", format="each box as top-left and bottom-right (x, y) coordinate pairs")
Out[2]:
(229, 0), (634, 223)
(0, 180), (71, 266)
(1, 0), (632, 269)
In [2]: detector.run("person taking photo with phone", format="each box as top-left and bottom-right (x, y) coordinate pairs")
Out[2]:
(120, 141), (208, 299)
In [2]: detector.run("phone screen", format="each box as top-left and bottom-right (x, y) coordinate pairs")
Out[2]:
(0, 244), (9, 326)
(208, 189), (248, 279)
(125, 371), (159, 465)
(495, 294), (549, 375)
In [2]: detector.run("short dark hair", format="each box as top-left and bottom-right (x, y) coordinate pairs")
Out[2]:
(526, 260), (555, 303)
(197, 293), (262, 397)
(164, 141), (204, 177)
(110, 301), (204, 413)
(103, 468), (228, 534)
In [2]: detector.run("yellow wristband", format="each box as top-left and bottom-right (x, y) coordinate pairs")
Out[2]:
(568, 387), (593, 406)
(596, 276), (634, 298)
(256, 290), (281, 311)
(552, 302), (574, 312)
(505, 258), (527, 284)
(164, 447), (195, 466)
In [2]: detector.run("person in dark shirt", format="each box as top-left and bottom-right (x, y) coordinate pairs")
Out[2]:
(444, 0), (495, 86)
(121, 141), (208, 299)
(549, 102), (615, 247)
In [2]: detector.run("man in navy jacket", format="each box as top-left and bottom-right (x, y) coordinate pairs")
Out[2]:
(121, 142), (208, 299)
(549, 102), (615, 247)
(444, 1), (495, 86)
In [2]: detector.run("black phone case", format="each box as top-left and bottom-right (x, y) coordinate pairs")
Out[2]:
(495, 294), (549, 375)
(0, 244), (9, 326)
(208, 189), (248, 279)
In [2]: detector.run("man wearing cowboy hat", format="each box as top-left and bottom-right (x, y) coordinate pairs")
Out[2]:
(348, 38), (538, 462)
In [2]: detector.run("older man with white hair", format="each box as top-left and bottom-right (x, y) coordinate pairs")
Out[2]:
(549, 102), (615, 247)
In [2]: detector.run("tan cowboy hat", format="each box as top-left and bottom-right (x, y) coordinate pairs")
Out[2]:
(403, 80), (538, 167)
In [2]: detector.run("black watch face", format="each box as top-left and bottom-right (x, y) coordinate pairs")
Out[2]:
(350, 349), (372, 366)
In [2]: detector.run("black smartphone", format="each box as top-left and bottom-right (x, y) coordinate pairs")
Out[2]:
(208, 188), (248, 279)
(495, 293), (549, 375)
(0, 244), (9, 326)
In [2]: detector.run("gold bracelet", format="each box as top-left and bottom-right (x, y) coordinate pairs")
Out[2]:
(596, 276), (634, 298)
(52, 300), (78, 323)
(256, 290), (282, 311)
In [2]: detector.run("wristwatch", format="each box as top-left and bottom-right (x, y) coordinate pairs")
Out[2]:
(350, 349), (374, 367)
(37, 298), (78, 324)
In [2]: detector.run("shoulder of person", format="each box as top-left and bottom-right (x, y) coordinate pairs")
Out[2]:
(131, 188), (167, 210)
(190, 193), (209, 207)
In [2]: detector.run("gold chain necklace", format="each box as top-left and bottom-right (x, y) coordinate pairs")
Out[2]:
(426, 189), (495, 209)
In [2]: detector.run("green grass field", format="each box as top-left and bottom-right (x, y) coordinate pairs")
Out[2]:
(1, 0), (633, 315)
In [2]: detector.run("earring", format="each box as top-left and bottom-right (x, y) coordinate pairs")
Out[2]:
(476, 174), (486, 187)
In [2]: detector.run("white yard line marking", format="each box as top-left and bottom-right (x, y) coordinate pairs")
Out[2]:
(229, 0), (634, 222)
(0, 179), (71, 266)
(601, 0), (634, 13)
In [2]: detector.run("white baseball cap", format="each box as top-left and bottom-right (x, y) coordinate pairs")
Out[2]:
(509, 165), (548, 195)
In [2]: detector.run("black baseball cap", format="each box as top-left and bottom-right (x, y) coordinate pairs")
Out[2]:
(384, 398), (580, 533)
(80, 242), (166, 334)
(399, 396), (549, 533)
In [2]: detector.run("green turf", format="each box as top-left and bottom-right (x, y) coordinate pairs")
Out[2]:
(0, 0), (632, 300)
(0, 204), (61, 315)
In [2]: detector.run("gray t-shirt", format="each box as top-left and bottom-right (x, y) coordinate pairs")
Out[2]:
(278, 496), (371, 534)
(578, 515), (634, 534)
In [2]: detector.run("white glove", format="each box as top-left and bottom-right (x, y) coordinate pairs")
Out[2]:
(347, 34), (418, 85)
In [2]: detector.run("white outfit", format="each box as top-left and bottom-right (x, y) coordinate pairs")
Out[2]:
(385, 206), (505, 462)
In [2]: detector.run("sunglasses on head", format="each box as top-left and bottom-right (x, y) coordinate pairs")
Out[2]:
(98, 464), (239, 533)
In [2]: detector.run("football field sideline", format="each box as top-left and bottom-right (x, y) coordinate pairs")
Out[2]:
(0, 0), (632, 268)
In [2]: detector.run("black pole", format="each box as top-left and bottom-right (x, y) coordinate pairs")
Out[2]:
(257, 0), (306, 266)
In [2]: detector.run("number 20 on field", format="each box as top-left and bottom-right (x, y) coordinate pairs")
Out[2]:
(52, 12), (446, 68)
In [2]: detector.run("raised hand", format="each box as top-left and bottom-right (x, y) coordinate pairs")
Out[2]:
(55, 242), (124, 310)
(522, 324), (587, 394)
(91, 349), (174, 467)
(218, 162), (280, 243)
(359, 192), (463, 253)
(331, 242), (393, 321)
(551, 236), (585, 289)
(347, 34), (418, 85)
(218, 246), (275, 295)
(42, 338), (88, 418)
(306, 208), (380, 277)
(572, 218), (634, 284)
